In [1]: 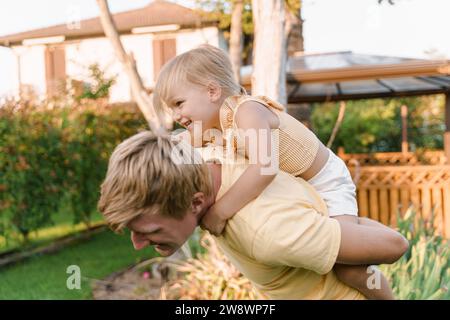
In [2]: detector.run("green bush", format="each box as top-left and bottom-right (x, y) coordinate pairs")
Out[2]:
(0, 107), (65, 240)
(0, 100), (147, 243)
(311, 95), (445, 153)
(76, 63), (117, 101)
(381, 208), (450, 300)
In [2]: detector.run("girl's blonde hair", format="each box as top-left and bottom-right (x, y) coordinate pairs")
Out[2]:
(98, 131), (213, 232)
(153, 44), (244, 113)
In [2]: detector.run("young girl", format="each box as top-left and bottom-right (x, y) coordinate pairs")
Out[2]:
(153, 44), (407, 299)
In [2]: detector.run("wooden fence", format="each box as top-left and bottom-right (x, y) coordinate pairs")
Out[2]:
(340, 150), (450, 238)
(338, 149), (447, 166)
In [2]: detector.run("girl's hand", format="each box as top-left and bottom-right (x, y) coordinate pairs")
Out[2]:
(200, 204), (228, 236)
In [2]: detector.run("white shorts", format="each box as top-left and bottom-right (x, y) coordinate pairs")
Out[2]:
(307, 149), (358, 217)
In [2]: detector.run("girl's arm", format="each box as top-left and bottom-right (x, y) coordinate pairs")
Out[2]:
(200, 101), (279, 235)
(336, 217), (409, 265)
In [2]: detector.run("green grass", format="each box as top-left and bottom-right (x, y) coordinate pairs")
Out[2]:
(0, 229), (157, 300)
(0, 211), (105, 254)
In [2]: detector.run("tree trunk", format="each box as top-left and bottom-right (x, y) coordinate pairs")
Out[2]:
(251, 0), (287, 105)
(96, 0), (164, 133)
(285, 7), (304, 56)
(229, 0), (244, 83)
(327, 101), (346, 148)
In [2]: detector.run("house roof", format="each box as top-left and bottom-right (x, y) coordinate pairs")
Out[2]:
(241, 51), (450, 103)
(0, 1), (217, 47)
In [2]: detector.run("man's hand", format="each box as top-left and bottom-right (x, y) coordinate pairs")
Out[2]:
(200, 204), (228, 236)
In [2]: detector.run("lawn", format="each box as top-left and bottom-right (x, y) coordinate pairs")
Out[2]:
(0, 210), (105, 254)
(0, 229), (157, 299)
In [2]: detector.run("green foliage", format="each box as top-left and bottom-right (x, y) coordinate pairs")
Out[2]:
(194, 0), (253, 62)
(194, 0), (253, 35)
(0, 108), (66, 240)
(405, 95), (445, 150)
(381, 208), (450, 300)
(77, 63), (117, 101)
(187, 228), (207, 257)
(311, 95), (445, 153)
(0, 100), (147, 243)
(194, 0), (301, 62)
(195, 0), (301, 34)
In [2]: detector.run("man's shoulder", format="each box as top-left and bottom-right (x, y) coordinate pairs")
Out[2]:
(219, 212), (260, 260)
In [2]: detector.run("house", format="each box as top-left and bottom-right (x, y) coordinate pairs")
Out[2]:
(0, 0), (224, 102)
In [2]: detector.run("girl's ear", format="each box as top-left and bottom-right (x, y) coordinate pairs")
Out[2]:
(207, 82), (222, 103)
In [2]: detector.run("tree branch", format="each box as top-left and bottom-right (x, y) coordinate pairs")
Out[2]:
(96, 0), (165, 134)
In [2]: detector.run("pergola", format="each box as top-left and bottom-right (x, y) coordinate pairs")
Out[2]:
(241, 51), (450, 162)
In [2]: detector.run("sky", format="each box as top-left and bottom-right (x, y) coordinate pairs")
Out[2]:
(302, 0), (450, 59)
(0, 0), (449, 96)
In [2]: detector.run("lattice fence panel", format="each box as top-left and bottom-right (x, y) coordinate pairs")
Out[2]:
(347, 165), (450, 238)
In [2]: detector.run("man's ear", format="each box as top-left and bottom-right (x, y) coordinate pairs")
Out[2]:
(207, 82), (222, 103)
(191, 192), (207, 215)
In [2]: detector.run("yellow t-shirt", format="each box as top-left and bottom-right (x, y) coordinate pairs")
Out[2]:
(214, 161), (366, 300)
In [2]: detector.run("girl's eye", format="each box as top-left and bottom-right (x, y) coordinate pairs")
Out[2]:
(175, 100), (184, 108)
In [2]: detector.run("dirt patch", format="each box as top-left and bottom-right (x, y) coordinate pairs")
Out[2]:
(91, 266), (165, 300)
(92, 251), (186, 300)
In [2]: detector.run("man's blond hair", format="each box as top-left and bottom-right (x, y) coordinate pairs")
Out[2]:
(98, 131), (212, 232)
(153, 44), (244, 114)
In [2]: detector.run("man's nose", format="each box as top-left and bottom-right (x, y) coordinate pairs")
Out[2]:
(131, 231), (150, 250)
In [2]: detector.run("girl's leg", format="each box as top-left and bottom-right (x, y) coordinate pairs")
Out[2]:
(333, 264), (394, 300)
(332, 215), (396, 300)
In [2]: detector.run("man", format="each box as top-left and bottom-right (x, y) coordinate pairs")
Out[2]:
(98, 131), (408, 299)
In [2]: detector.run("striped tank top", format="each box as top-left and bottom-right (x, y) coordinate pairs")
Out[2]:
(219, 95), (320, 176)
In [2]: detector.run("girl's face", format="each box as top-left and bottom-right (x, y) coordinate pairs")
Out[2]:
(168, 82), (222, 134)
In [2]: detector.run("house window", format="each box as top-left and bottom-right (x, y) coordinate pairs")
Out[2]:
(45, 46), (66, 97)
(153, 38), (176, 81)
